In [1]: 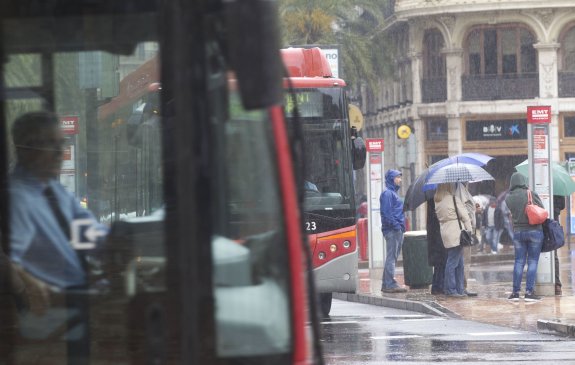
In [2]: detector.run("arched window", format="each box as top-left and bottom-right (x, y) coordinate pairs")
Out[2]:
(561, 27), (575, 72)
(465, 25), (537, 75)
(422, 29), (446, 102)
(423, 29), (445, 78)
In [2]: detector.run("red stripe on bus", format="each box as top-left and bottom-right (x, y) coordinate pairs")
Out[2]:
(269, 105), (309, 363)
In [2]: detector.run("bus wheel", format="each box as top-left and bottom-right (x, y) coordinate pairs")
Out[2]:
(319, 293), (332, 317)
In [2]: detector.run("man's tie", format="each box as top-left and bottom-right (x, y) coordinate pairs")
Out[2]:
(44, 185), (71, 240)
(44, 185), (91, 276)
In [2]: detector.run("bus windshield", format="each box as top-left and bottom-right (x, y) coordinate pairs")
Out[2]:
(285, 88), (353, 212)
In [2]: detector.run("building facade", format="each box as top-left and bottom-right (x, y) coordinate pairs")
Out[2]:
(362, 0), (575, 229)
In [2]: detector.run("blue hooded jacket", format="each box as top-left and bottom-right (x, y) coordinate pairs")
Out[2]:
(380, 169), (405, 234)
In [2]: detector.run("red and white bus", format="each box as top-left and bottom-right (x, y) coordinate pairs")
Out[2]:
(0, 1), (322, 364)
(281, 47), (366, 317)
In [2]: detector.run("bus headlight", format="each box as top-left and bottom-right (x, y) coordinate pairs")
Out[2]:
(330, 244), (337, 253)
(318, 252), (326, 260)
(343, 240), (351, 248)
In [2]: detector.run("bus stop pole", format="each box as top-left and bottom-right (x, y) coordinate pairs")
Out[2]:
(527, 106), (555, 296)
(365, 139), (385, 290)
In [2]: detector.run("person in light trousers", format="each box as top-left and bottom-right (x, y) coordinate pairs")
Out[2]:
(434, 183), (472, 298)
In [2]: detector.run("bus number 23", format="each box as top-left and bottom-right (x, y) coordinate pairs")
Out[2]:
(305, 221), (317, 231)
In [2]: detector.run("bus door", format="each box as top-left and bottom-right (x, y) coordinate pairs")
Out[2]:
(0, 1), (310, 364)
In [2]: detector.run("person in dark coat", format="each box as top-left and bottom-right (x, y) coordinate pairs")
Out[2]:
(427, 198), (446, 295)
(553, 195), (565, 295)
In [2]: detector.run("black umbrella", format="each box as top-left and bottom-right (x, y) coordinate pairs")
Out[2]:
(403, 167), (436, 212)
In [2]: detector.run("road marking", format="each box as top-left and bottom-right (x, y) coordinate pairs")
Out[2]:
(468, 331), (520, 336)
(371, 335), (422, 340)
(321, 321), (359, 325)
(383, 315), (427, 318)
(401, 317), (446, 322)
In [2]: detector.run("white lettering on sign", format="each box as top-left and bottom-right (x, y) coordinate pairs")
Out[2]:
(367, 138), (384, 152)
(305, 221), (317, 231)
(60, 116), (79, 135)
(531, 110), (549, 119)
(321, 49), (339, 78)
(527, 106), (551, 123)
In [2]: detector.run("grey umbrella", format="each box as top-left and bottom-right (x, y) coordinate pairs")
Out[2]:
(425, 163), (494, 186)
(403, 153), (494, 212)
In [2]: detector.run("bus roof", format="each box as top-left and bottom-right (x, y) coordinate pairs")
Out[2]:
(282, 78), (346, 88)
(281, 47), (331, 77)
(281, 47), (346, 88)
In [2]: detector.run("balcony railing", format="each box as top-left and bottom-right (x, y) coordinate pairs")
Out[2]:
(462, 73), (539, 101)
(559, 72), (575, 98)
(422, 77), (447, 103)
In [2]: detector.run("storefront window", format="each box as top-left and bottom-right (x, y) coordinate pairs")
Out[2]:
(426, 118), (447, 141)
(429, 155), (448, 165)
(564, 116), (575, 137)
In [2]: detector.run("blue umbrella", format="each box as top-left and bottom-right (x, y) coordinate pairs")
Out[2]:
(403, 153), (494, 211)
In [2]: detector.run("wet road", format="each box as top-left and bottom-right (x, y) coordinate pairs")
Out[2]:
(320, 299), (575, 364)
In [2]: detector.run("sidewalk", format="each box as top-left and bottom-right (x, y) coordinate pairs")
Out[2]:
(334, 245), (575, 337)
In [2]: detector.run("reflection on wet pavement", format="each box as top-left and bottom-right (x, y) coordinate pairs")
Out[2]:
(320, 304), (575, 364)
(359, 247), (575, 332)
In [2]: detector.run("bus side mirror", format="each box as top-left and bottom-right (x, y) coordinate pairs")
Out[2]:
(225, 0), (283, 110)
(352, 136), (366, 170)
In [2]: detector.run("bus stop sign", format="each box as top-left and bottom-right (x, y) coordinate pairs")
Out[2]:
(527, 106), (551, 124)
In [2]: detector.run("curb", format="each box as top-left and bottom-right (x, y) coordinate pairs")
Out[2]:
(537, 319), (575, 337)
(360, 252), (514, 270)
(333, 292), (459, 319)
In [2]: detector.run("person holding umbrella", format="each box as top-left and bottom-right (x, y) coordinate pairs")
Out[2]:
(434, 183), (472, 298)
(426, 197), (446, 295)
(553, 195), (565, 296)
(515, 159), (575, 297)
(454, 182), (478, 296)
(380, 169), (408, 293)
(505, 172), (545, 301)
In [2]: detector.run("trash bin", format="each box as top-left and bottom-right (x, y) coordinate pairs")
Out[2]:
(402, 230), (433, 289)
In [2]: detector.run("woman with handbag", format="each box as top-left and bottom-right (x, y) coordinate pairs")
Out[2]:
(434, 183), (473, 298)
(505, 172), (546, 301)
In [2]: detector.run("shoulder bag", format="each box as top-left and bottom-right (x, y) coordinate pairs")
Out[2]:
(453, 196), (475, 247)
(541, 218), (565, 253)
(525, 190), (548, 225)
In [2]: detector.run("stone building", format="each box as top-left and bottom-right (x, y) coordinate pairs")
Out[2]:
(362, 0), (575, 228)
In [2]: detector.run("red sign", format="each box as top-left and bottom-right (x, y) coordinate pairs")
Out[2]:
(527, 106), (551, 124)
(366, 138), (384, 152)
(533, 135), (546, 150)
(60, 116), (79, 135)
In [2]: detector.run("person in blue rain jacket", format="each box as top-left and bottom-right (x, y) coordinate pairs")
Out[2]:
(379, 169), (408, 293)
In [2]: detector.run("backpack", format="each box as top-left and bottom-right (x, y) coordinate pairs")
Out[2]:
(541, 219), (565, 253)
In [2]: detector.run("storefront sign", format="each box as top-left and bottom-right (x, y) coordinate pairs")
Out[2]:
(60, 116), (79, 135)
(527, 105), (551, 124)
(465, 119), (527, 141)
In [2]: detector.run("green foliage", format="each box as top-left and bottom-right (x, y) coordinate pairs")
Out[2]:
(279, 0), (392, 92)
